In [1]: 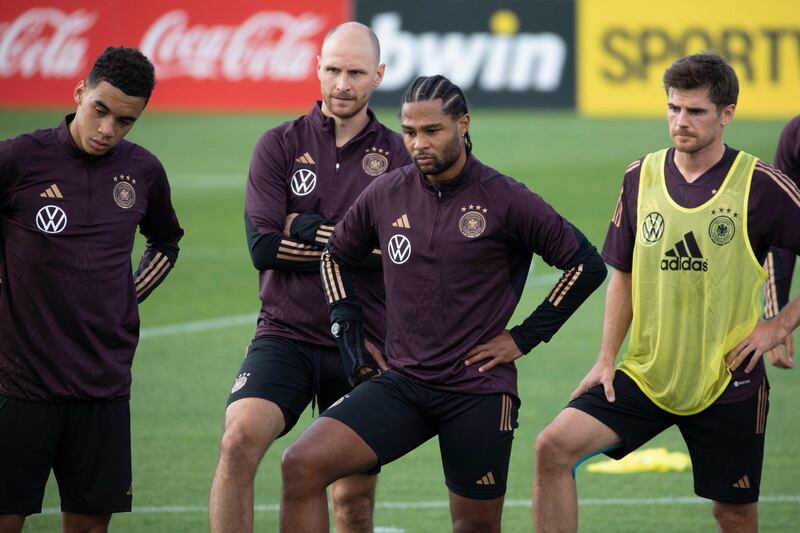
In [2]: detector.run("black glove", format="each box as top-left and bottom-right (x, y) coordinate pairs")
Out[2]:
(290, 212), (331, 245)
(331, 320), (379, 386)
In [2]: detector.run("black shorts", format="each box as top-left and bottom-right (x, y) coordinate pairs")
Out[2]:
(0, 395), (132, 515)
(322, 371), (519, 500)
(569, 371), (769, 503)
(227, 335), (352, 437)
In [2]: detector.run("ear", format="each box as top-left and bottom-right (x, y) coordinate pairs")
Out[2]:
(73, 80), (86, 106)
(458, 113), (470, 137)
(374, 63), (386, 87)
(316, 55), (322, 80)
(720, 103), (736, 126)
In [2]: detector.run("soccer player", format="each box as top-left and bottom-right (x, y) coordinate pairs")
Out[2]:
(278, 75), (607, 533)
(208, 22), (410, 533)
(0, 47), (183, 533)
(534, 53), (800, 533)
(763, 115), (800, 369)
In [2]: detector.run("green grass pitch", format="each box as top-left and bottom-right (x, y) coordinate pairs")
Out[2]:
(1, 108), (797, 532)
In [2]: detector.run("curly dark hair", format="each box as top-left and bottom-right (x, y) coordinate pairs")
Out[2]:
(663, 52), (738, 112)
(87, 46), (156, 102)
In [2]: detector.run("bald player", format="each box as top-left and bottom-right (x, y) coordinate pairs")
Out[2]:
(208, 22), (410, 533)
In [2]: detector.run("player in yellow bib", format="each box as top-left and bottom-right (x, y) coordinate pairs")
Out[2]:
(534, 53), (800, 533)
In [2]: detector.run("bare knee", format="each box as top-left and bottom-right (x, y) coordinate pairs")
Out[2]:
(712, 501), (757, 533)
(281, 442), (328, 496)
(535, 427), (574, 471)
(452, 515), (499, 533)
(330, 477), (375, 532)
(0, 514), (25, 533)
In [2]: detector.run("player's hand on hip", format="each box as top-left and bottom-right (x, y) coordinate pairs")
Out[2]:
(765, 334), (794, 369)
(570, 359), (616, 403)
(364, 339), (389, 371)
(464, 330), (523, 373)
(727, 318), (789, 373)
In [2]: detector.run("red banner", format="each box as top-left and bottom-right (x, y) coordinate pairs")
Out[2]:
(0, 0), (349, 111)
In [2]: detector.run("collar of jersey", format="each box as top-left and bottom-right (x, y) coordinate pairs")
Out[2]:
(417, 153), (477, 198)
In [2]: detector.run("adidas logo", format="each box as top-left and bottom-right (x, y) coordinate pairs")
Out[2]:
(476, 471), (496, 485)
(732, 475), (751, 489)
(40, 184), (63, 199)
(660, 232), (708, 272)
(391, 214), (411, 229)
(295, 152), (315, 165)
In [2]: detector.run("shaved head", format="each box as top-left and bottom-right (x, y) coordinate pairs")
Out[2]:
(322, 21), (380, 66)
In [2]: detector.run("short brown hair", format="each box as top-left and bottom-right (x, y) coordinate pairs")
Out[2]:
(663, 52), (738, 112)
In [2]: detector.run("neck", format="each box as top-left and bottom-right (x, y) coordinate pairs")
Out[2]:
(320, 103), (370, 148)
(425, 151), (468, 184)
(673, 141), (725, 183)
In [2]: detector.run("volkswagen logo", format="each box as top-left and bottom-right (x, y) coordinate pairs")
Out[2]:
(290, 168), (317, 196)
(387, 234), (411, 265)
(35, 205), (68, 234)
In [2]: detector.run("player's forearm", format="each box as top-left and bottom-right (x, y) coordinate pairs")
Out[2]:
(773, 293), (800, 339)
(510, 243), (607, 354)
(245, 212), (322, 273)
(596, 268), (633, 364)
(321, 247), (364, 324)
(134, 245), (178, 303)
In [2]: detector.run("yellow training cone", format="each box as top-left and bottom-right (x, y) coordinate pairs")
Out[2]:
(586, 447), (691, 474)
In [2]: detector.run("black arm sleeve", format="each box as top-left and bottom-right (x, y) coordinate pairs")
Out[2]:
(509, 225), (607, 354)
(245, 211), (323, 273)
(764, 247), (795, 318)
(321, 246), (364, 324)
(134, 242), (180, 303)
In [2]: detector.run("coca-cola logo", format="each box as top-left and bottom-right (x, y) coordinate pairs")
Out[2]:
(140, 10), (324, 81)
(0, 8), (96, 79)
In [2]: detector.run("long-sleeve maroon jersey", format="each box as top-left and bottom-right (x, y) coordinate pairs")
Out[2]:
(325, 155), (601, 398)
(244, 103), (410, 350)
(0, 116), (183, 401)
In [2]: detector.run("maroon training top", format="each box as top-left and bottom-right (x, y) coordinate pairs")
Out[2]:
(328, 154), (583, 398)
(245, 103), (410, 349)
(0, 116), (183, 401)
(602, 145), (800, 404)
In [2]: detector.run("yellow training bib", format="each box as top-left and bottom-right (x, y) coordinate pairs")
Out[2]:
(620, 149), (766, 415)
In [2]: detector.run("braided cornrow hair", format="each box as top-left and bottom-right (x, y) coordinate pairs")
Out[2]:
(401, 75), (472, 154)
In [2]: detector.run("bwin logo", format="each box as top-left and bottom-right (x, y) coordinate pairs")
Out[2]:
(372, 13), (567, 92)
(660, 232), (708, 272)
(35, 205), (68, 234)
(387, 234), (411, 265)
(290, 169), (316, 196)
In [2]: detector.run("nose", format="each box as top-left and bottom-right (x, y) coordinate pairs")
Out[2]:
(335, 72), (351, 93)
(412, 134), (430, 151)
(98, 116), (115, 138)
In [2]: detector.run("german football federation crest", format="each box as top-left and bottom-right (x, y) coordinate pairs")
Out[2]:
(641, 212), (665, 244)
(708, 208), (736, 246)
(113, 175), (136, 209)
(291, 168), (317, 196)
(459, 204), (488, 238)
(362, 147), (389, 176)
(231, 372), (251, 393)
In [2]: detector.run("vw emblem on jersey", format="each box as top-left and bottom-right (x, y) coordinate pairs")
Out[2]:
(35, 205), (68, 234)
(387, 234), (411, 264)
(641, 212), (665, 244)
(291, 168), (317, 196)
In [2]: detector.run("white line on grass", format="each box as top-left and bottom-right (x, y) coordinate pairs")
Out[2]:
(39, 495), (800, 515)
(138, 274), (559, 339)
